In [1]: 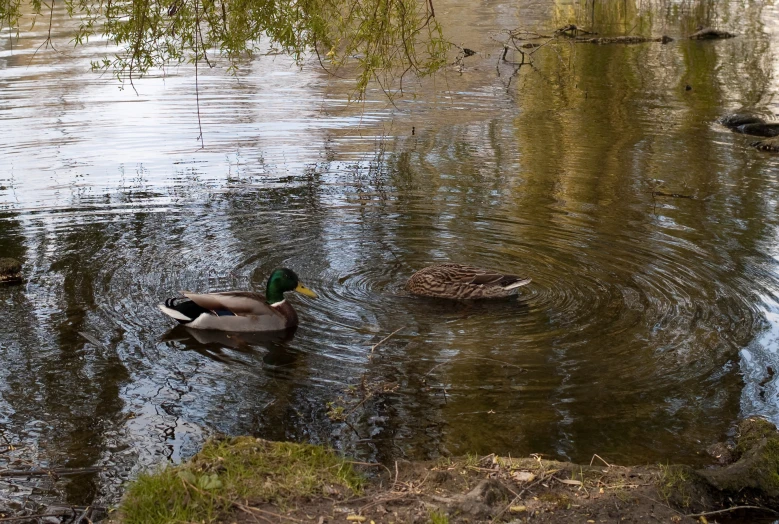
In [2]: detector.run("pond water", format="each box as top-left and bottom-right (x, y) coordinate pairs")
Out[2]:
(2, 0), (779, 508)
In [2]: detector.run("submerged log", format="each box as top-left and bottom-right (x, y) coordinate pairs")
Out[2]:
(0, 258), (22, 284)
(576, 35), (673, 44)
(718, 113), (766, 129)
(735, 123), (779, 138)
(751, 137), (779, 152)
(749, 137), (779, 153)
(699, 418), (779, 503)
(690, 27), (736, 40)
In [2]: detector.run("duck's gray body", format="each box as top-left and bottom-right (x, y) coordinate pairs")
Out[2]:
(158, 291), (298, 332)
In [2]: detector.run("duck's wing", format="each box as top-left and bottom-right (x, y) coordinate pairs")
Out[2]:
(182, 291), (276, 316)
(436, 264), (532, 288)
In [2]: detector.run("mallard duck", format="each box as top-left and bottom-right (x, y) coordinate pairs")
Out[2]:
(405, 263), (531, 299)
(158, 268), (316, 332)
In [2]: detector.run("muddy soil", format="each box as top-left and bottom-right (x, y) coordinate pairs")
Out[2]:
(233, 456), (772, 523)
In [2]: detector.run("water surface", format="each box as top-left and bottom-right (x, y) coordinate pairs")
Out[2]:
(2, 0), (779, 507)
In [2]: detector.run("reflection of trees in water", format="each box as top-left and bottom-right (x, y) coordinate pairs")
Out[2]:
(0, 212), (131, 505)
(555, 0), (763, 37)
(356, 0), (779, 464)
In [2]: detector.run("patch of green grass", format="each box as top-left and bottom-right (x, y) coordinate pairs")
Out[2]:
(120, 437), (363, 524)
(429, 508), (449, 524)
(463, 453), (480, 467)
(658, 463), (692, 507)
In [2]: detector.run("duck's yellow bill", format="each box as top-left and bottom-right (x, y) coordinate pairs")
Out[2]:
(295, 282), (317, 298)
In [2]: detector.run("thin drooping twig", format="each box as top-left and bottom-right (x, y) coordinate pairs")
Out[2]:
(46, 0), (55, 47)
(194, 0), (204, 149)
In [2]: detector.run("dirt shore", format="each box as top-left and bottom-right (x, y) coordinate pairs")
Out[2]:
(112, 417), (779, 523)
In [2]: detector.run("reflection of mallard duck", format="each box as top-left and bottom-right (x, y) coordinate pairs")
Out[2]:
(162, 324), (298, 366)
(405, 263), (531, 300)
(158, 268), (316, 332)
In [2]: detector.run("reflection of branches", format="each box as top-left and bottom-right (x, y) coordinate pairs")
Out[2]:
(194, 0), (204, 149)
(45, 0), (55, 49)
(494, 23), (671, 93)
(495, 26), (579, 71)
(28, 0), (58, 65)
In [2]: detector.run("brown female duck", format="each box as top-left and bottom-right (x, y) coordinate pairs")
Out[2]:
(405, 263), (531, 299)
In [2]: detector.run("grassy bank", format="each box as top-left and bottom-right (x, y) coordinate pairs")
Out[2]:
(120, 437), (362, 523)
(117, 418), (779, 523)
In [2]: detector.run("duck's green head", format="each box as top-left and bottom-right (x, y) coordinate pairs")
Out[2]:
(266, 268), (317, 304)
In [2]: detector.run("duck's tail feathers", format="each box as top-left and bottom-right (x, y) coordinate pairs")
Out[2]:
(159, 297), (214, 323)
(503, 277), (532, 291)
(158, 303), (193, 322)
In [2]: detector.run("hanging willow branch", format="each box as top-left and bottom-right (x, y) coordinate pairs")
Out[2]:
(1, 0), (449, 98)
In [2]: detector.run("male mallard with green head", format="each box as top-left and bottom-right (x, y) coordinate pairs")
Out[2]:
(405, 263), (531, 300)
(158, 268), (316, 332)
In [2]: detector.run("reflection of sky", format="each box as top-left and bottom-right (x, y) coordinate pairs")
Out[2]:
(0, 7), (387, 212)
(741, 0), (779, 420)
(741, 294), (779, 424)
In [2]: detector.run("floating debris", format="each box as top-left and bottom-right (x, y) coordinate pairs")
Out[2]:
(0, 258), (21, 284)
(689, 27), (736, 40)
(751, 137), (779, 152)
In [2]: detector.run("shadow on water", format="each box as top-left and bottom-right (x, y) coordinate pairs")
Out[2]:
(3, 0), (779, 511)
(161, 325), (299, 368)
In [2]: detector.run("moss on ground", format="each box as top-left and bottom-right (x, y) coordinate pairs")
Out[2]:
(735, 417), (779, 458)
(701, 417), (779, 501)
(658, 464), (695, 507)
(0, 258), (21, 282)
(119, 437), (362, 524)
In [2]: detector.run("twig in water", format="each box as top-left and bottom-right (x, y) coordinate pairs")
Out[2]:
(78, 332), (106, 351)
(0, 514), (49, 522)
(371, 326), (406, 355)
(652, 191), (695, 199)
(0, 467), (104, 477)
(425, 356), (526, 377)
(74, 506), (92, 524)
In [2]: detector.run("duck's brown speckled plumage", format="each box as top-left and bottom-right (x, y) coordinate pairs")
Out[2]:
(405, 263), (531, 299)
